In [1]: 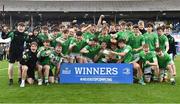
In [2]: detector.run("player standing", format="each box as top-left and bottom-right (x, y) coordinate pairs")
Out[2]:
(1, 22), (27, 85)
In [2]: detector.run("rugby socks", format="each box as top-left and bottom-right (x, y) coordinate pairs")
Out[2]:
(20, 79), (25, 87)
(35, 71), (38, 80)
(138, 77), (146, 85)
(45, 76), (49, 83)
(21, 79), (25, 84)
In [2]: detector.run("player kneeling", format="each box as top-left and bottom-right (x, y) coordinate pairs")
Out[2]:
(20, 42), (38, 87)
(111, 39), (146, 85)
(155, 48), (176, 85)
(139, 44), (159, 83)
(37, 40), (53, 85)
(49, 44), (63, 83)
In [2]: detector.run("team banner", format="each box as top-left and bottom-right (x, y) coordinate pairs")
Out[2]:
(60, 63), (133, 84)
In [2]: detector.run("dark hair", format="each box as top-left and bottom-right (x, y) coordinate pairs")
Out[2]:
(42, 26), (49, 30)
(165, 25), (172, 29)
(100, 41), (107, 44)
(63, 29), (69, 34)
(157, 26), (164, 31)
(56, 43), (62, 47)
(76, 31), (82, 36)
(155, 47), (162, 52)
(93, 37), (99, 42)
(117, 39), (126, 44)
(33, 28), (39, 32)
(146, 22), (154, 28)
(126, 22), (133, 27)
(120, 21), (126, 26)
(133, 24), (139, 29)
(52, 27), (59, 32)
(43, 39), (50, 43)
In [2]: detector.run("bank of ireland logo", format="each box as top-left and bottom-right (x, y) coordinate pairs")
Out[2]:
(122, 68), (131, 75)
(62, 67), (71, 74)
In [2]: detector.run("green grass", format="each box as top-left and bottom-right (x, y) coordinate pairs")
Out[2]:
(0, 57), (180, 103)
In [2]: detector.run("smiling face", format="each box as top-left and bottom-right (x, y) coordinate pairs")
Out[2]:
(157, 29), (164, 36)
(17, 25), (26, 33)
(143, 46), (149, 53)
(156, 51), (163, 57)
(33, 30), (39, 36)
(164, 28), (171, 35)
(76, 35), (82, 41)
(31, 44), (37, 53)
(101, 28), (108, 35)
(42, 29), (49, 35)
(118, 42), (125, 48)
(147, 26), (153, 33)
(43, 41), (50, 48)
(55, 46), (62, 54)
(69, 28), (75, 37)
(53, 31), (59, 36)
(101, 42), (107, 49)
(90, 26), (96, 33)
(138, 21), (144, 29)
(133, 27), (139, 34)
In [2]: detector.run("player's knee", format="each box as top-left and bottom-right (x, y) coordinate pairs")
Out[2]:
(166, 65), (172, 70)
(28, 79), (34, 84)
(38, 65), (43, 71)
(44, 65), (50, 70)
(22, 65), (28, 71)
(49, 77), (54, 83)
(133, 63), (140, 70)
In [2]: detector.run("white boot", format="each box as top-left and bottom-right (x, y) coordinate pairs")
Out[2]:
(38, 79), (43, 85)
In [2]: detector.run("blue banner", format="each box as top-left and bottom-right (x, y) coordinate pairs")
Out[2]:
(60, 63), (133, 84)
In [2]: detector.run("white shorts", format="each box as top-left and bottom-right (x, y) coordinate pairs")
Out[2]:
(69, 53), (81, 57)
(144, 67), (152, 75)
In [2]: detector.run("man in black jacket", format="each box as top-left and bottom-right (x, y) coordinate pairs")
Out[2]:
(26, 29), (39, 49)
(138, 20), (146, 34)
(20, 42), (38, 87)
(164, 25), (177, 60)
(1, 22), (27, 85)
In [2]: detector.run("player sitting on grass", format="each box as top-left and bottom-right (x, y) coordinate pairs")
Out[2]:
(139, 44), (159, 83)
(155, 48), (176, 85)
(20, 42), (38, 87)
(37, 40), (53, 85)
(110, 39), (146, 85)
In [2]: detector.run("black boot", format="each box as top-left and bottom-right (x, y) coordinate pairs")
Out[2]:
(18, 78), (21, 84)
(9, 79), (13, 86)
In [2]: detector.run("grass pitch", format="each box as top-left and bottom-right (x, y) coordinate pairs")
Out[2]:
(0, 57), (180, 103)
